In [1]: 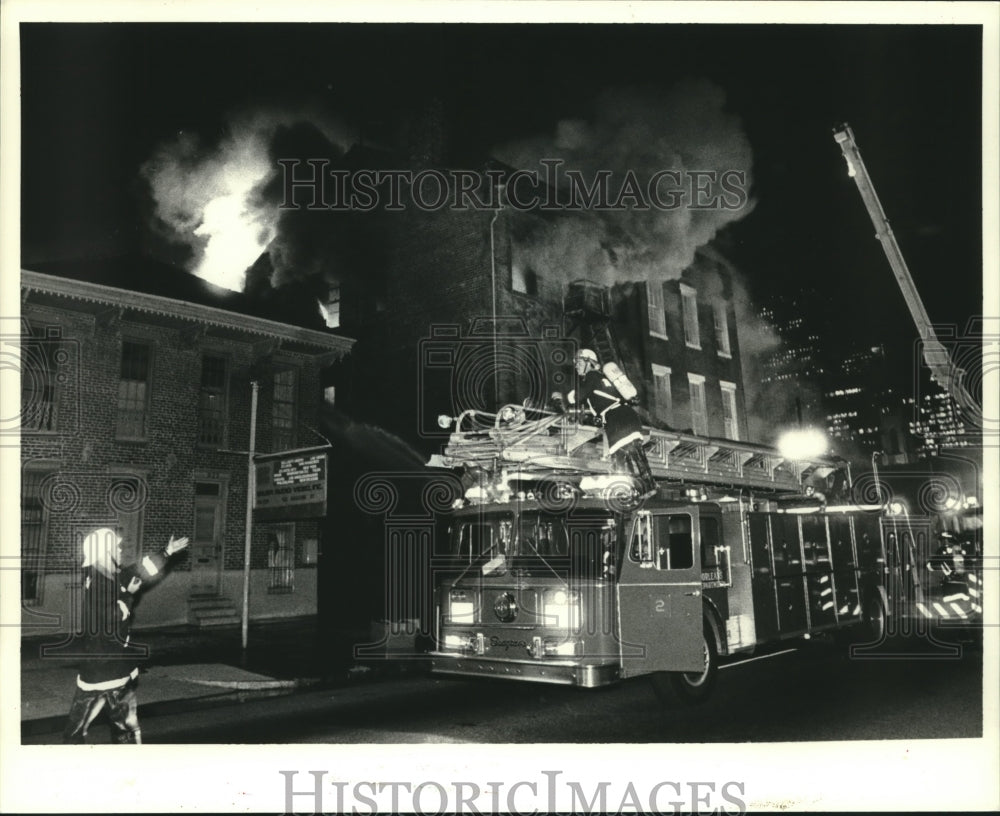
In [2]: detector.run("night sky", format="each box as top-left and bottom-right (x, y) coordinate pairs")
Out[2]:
(19, 22), (986, 372)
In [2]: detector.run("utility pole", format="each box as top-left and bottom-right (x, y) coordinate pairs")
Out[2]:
(241, 380), (259, 650)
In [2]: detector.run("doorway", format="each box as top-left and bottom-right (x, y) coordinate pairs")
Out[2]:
(192, 481), (225, 594)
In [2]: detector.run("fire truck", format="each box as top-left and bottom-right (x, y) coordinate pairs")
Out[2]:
(425, 404), (963, 702)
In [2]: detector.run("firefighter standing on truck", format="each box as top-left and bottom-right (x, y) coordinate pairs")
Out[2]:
(563, 348), (657, 499)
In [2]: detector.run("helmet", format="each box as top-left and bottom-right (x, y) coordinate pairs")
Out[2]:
(576, 349), (599, 364)
(81, 527), (123, 576)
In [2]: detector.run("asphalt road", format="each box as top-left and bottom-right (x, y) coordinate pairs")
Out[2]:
(25, 636), (982, 744)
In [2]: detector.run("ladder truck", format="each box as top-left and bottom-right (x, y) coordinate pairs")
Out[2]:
(832, 123), (983, 632)
(427, 401), (905, 702)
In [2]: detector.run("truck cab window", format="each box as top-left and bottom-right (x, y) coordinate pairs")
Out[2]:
(657, 514), (694, 570)
(700, 516), (720, 568)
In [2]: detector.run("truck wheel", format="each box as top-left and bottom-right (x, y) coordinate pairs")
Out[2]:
(863, 595), (887, 644)
(649, 622), (718, 705)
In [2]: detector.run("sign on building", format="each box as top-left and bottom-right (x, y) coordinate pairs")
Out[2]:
(253, 447), (328, 522)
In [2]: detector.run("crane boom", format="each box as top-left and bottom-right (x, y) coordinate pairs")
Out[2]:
(832, 123), (974, 412)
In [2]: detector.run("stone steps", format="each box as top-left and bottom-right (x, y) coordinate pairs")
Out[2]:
(187, 595), (241, 628)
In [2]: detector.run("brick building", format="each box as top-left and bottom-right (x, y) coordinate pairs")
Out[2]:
(19, 258), (352, 633)
(325, 198), (750, 455)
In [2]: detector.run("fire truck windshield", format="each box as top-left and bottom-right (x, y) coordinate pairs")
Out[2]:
(449, 508), (620, 579)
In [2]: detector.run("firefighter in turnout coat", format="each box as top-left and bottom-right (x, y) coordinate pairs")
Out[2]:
(566, 349), (657, 499)
(62, 527), (189, 744)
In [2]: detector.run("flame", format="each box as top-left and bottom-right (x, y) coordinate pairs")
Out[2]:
(141, 110), (349, 293)
(317, 299), (331, 325)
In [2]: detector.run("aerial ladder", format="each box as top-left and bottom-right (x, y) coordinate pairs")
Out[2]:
(833, 123), (982, 628)
(832, 123), (976, 415)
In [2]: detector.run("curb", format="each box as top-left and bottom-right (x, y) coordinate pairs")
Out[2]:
(20, 685), (286, 740)
(21, 659), (431, 738)
(182, 677), (307, 691)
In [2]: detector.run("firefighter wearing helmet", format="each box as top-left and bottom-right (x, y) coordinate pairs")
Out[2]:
(565, 348), (657, 499)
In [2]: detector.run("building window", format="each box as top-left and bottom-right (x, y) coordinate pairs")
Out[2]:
(272, 368), (297, 451)
(647, 281), (667, 338)
(720, 380), (739, 441)
(323, 284), (341, 329)
(198, 355), (228, 447)
(680, 284), (701, 349)
(21, 468), (51, 606)
(20, 324), (63, 433)
(267, 524), (295, 593)
(714, 301), (732, 358)
(117, 340), (151, 439)
(651, 363), (672, 425)
(688, 373), (707, 436)
(512, 263), (539, 296)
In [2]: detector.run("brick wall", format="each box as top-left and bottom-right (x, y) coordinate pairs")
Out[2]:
(20, 301), (325, 592)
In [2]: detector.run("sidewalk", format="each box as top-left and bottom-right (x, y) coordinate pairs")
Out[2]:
(19, 617), (428, 737)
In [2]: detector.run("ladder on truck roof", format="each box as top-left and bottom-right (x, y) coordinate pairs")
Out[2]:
(429, 404), (841, 494)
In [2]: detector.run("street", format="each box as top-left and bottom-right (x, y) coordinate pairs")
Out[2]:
(24, 638), (982, 744)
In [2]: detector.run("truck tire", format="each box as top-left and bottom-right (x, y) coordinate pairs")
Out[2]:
(863, 595), (887, 644)
(649, 620), (718, 705)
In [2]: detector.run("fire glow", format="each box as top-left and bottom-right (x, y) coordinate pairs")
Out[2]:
(141, 118), (296, 292)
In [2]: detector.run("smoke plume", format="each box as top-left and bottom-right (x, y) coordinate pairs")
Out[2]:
(495, 80), (756, 287)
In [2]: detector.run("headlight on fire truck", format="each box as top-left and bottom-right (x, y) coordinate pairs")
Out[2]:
(449, 590), (475, 624)
(529, 635), (583, 658)
(542, 589), (581, 629)
(443, 632), (485, 654)
(443, 633), (473, 651)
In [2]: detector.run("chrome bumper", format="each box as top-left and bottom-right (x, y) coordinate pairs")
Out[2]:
(428, 653), (620, 688)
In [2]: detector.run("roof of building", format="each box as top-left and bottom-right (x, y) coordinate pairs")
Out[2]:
(28, 254), (283, 318)
(21, 255), (353, 359)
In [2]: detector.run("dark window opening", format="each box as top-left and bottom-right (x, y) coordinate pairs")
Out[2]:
(658, 514), (694, 570)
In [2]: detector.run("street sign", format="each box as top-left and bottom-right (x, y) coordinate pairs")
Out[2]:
(253, 447), (328, 521)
